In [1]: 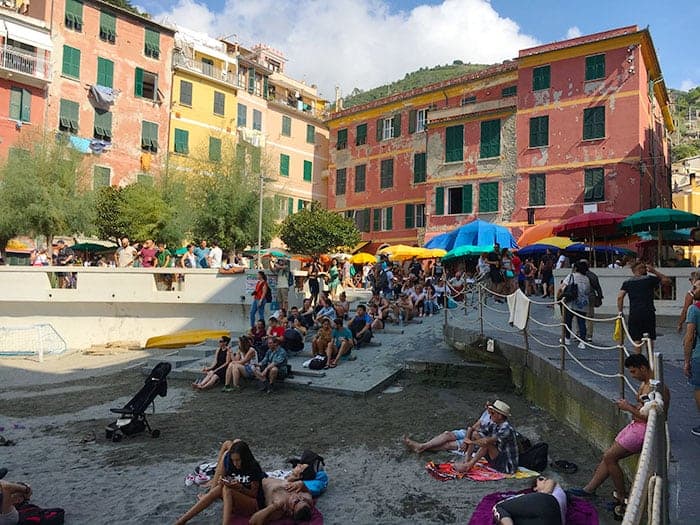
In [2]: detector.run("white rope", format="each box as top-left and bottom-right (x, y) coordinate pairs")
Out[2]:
(563, 345), (637, 392)
(525, 295), (562, 306)
(560, 300), (623, 322)
(561, 326), (624, 351)
(479, 284), (510, 299)
(481, 301), (509, 314)
(528, 316), (564, 328)
(528, 332), (565, 349)
(483, 317), (521, 334)
(619, 316), (644, 349)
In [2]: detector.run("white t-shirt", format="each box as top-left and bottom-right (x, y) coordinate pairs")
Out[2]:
(116, 245), (138, 267)
(209, 246), (222, 268)
(555, 255), (570, 269)
(552, 484), (567, 525)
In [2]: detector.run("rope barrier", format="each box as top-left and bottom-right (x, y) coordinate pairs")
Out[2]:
(619, 316), (644, 349)
(482, 317), (521, 335)
(528, 317), (564, 328)
(562, 345), (637, 392)
(527, 332), (566, 349)
(481, 301), (509, 314)
(559, 300), (623, 323)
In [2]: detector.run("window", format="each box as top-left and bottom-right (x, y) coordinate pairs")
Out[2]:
(174, 128), (189, 154)
(62, 45), (81, 78)
(141, 121), (158, 152)
(96, 57), (114, 88)
(445, 125), (463, 162)
(99, 11), (116, 43)
(58, 99), (79, 134)
(303, 160), (312, 181)
(382, 118), (393, 140)
(529, 116), (549, 147)
(501, 86), (517, 97)
(93, 109), (112, 141)
(281, 115), (291, 136)
(415, 203), (426, 228)
(529, 173), (546, 206)
(306, 124), (315, 144)
(237, 103), (247, 127)
(65, 0), (83, 31)
(279, 154), (290, 177)
(134, 68), (158, 101)
(93, 166), (110, 188)
(355, 123), (367, 145)
(201, 57), (214, 77)
(585, 54), (605, 81)
(480, 119), (501, 158)
(214, 91), (225, 116)
(380, 158), (394, 189)
(209, 137), (222, 162)
(533, 65), (550, 90)
(9, 87), (30, 123)
(377, 115), (401, 141)
(298, 199), (307, 211)
(413, 152), (426, 183)
(373, 207), (393, 231)
(138, 173), (154, 185)
(335, 168), (347, 195)
(478, 182), (499, 213)
(252, 109), (261, 130)
(336, 128), (348, 150)
(287, 197), (294, 216)
(435, 187), (444, 215)
(352, 209), (370, 232)
(583, 106), (605, 140)
(180, 80), (192, 106)
(409, 108), (428, 133)
(584, 168), (605, 202)
(404, 203), (426, 228)
(144, 28), (160, 59)
(461, 96), (476, 105)
(447, 185), (473, 215)
(354, 164), (366, 192)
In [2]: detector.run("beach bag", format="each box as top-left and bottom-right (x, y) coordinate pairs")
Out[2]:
(16, 502), (65, 525)
(559, 274), (578, 302)
(518, 442), (549, 472)
(308, 355), (327, 370)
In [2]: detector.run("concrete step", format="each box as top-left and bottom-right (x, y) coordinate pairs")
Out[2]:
(145, 354), (202, 370)
(177, 346), (217, 359)
(404, 358), (511, 387)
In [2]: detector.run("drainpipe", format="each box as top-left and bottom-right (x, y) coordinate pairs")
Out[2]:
(44, 0), (56, 130)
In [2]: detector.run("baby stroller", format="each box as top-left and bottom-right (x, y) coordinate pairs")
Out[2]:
(106, 362), (172, 442)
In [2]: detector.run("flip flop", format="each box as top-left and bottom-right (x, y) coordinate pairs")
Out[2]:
(0, 436), (15, 446)
(329, 362), (337, 368)
(551, 460), (578, 474)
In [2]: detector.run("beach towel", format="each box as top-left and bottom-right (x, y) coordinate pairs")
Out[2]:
(229, 506), (323, 525)
(425, 460), (538, 482)
(507, 289), (530, 330)
(468, 490), (599, 525)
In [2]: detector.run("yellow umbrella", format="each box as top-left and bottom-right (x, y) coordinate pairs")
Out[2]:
(422, 248), (447, 258)
(524, 236), (572, 249)
(350, 252), (376, 264)
(378, 245), (425, 261)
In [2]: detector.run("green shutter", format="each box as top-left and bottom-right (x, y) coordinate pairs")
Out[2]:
(336, 168), (346, 195)
(214, 92), (225, 116)
(93, 110), (112, 139)
(380, 159), (393, 189)
(263, 76), (269, 98)
(279, 154), (290, 176)
(408, 109), (417, 134)
(413, 152), (426, 183)
(405, 204), (415, 228)
(445, 125), (463, 162)
(337, 128), (348, 149)
(62, 45), (80, 78)
(180, 80), (192, 106)
(99, 11), (116, 42)
(480, 119), (500, 158)
(141, 121), (158, 151)
(298, 200), (304, 211)
(584, 168), (605, 202)
(462, 184), (473, 214)
(248, 69), (255, 93)
(65, 0), (83, 29)
(501, 86), (517, 97)
(373, 209), (381, 231)
(281, 115), (291, 136)
(392, 114), (401, 138)
(134, 67), (144, 97)
(237, 103), (247, 127)
(585, 54), (605, 81)
(435, 187), (444, 215)
(20, 89), (30, 122)
(9, 88), (22, 121)
(478, 182), (499, 213)
(583, 107), (605, 140)
(529, 173), (546, 206)
(96, 57), (114, 88)
(209, 137), (222, 161)
(59, 99), (79, 133)
(376, 119), (383, 142)
(144, 28), (160, 58)
(287, 197), (294, 216)
(93, 166), (111, 188)
(385, 207), (393, 230)
(529, 116), (549, 147)
(533, 65), (550, 90)
(303, 160), (312, 181)
(355, 164), (366, 192)
(356, 123), (367, 145)
(306, 124), (315, 144)
(174, 129), (189, 154)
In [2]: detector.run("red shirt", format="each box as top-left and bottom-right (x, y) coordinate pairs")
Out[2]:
(253, 280), (267, 300)
(269, 326), (285, 338)
(511, 255), (522, 274)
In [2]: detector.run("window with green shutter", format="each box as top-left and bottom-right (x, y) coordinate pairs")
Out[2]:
(174, 128), (189, 154)
(134, 68), (158, 101)
(480, 119), (501, 158)
(585, 54), (605, 81)
(65, 0), (83, 31)
(9, 87), (31, 123)
(380, 158), (394, 189)
(584, 168), (605, 202)
(93, 110), (112, 141)
(478, 182), (499, 213)
(248, 69), (255, 94)
(93, 166), (111, 188)
(252, 109), (261, 130)
(384, 207), (393, 231)
(447, 186), (472, 214)
(99, 11), (116, 42)
(355, 164), (366, 192)
(279, 154), (290, 177)
(355, 123), (367, 145)
(58, 99), (79, 134)
(373, 209), (381, 231)
(529, 173), (546, 206)
(583, 106), (605, 139)
(287, 197), (294, 216)
(303, 160), (312, 181)
(306, 124), (315, 144)
(337, 128), (348, 150)
(62, 45), (81, 78)
(336, 168), (347, 195)
(141, 120), (158, 152)
(237, 103), (247, 127)
(281, 115), (291, 136)
(533, 65), (550, 90)
(392, 114), (401, 138)
(501, 85), (517, 97)
(445, 125), (463, 162)
(405, 204), (415, 229)
(529, 116), (549, 147)
(138, 173), (154, 185)
(214, 91), (225, 116)
(209, 137), (222, 162)
(96, 57), (114, 88)
(144, 28), (160, 59)
(180, 80), (192, 106)
(298, 200), (305, 211)
(413, 152), (426, 183)
(435, 187), (445, 215)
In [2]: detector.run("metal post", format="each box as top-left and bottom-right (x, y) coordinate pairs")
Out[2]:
(560, 303), (566, 371)
(478, 285), (484, 337)
(654, 354), (669, 525)
(256, 172), (264, 270)
(619, 344), (626, 400)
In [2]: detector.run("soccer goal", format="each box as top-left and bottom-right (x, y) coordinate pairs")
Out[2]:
(0, 324), (68, 362)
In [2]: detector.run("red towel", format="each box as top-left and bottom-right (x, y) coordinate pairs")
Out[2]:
(425, 460), (509, 482)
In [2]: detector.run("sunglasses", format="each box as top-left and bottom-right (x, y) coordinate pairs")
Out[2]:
(537, 476), (546, 481)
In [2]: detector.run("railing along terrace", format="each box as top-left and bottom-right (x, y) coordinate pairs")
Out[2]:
(0, 45), (49, 80)
(172, 52), (235, 86)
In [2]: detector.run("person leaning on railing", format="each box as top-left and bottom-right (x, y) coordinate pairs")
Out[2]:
(682, 278), (700, 437)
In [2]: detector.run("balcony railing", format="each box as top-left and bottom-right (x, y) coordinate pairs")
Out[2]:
(0, 45), (50, 81)
(173, 52), (235, 87)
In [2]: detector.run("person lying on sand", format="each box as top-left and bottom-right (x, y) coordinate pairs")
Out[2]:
(493, 475), (567, 525)
(248, 477), (313, 525)
(0, 479), (32, 525)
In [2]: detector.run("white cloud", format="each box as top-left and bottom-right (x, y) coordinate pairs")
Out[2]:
(565, 26), (582, 39)
(680, 79), (697, 92)
(154, 0), (539, 100)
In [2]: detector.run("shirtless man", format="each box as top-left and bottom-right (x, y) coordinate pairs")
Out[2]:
(249, 477), (313, 525)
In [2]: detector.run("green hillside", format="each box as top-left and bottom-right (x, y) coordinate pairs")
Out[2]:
(341, 61), (490, 110)
(670, 87), (700, 161)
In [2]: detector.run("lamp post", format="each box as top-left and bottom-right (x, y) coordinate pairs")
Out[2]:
(257, 171), (264, 269)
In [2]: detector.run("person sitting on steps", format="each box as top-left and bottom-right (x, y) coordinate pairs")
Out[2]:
(222, 336), (258, 392)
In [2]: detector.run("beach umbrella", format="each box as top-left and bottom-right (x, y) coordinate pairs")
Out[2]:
(449, 220), (518, 250)
(553, 212), (626, 238)
(423, 248), (447, 258)
(517, 221), (561, 247)
(442, 244), (494, 261)
(523, 237), (572, 250)
(350, 252), (376, 264)
(516, 243), (563, 258)
(71, 242), (117, 253)
(621, 207), (700, 264)
(424, 231), (458, 251)
(378, 244), (426, 261)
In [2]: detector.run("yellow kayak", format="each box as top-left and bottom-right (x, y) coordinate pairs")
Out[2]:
(145, 329), (231, 349)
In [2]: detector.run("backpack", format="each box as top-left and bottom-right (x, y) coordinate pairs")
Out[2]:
(560, 274), (578, 302)
(264, 283), (272, 303)
(287, 268), (294, 287)
(16, 502), (65, 525)
(377, 270), (389, 291)
(308, 355), (327, 370)
(282, 328), (304, 352)
(518, 442), (549, 472)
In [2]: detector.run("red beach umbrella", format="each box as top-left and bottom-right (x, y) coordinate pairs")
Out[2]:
(553, 212), (626, 238)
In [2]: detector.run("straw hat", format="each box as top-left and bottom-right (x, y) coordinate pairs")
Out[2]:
(489, 400), (511, 417)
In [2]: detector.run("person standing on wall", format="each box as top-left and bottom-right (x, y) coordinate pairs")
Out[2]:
(250, 271), (270, 329)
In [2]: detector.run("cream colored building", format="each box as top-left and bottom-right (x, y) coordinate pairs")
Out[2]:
(671, 155), (700, 265)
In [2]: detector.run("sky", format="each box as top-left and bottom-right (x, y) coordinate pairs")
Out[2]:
(140, 0), (700, 100)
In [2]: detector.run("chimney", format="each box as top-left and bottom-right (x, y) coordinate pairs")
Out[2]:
(335, 85), (342, 111)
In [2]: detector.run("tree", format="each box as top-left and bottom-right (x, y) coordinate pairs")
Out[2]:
(279, 201), (360, 255)
(672, 141), (700, 163)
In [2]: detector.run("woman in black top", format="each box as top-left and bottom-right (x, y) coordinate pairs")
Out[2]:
(192, 336), (232, 390)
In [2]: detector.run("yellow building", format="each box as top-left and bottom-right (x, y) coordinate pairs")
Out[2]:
(672, 155), (700, 264)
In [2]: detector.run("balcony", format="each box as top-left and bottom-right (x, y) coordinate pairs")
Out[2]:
(172, 51), (236, 88)
(0, 45), (50, 85)
(428, 96), (516, 125)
